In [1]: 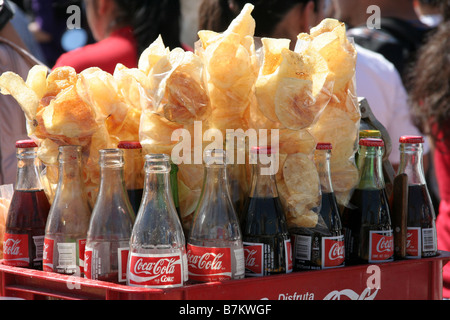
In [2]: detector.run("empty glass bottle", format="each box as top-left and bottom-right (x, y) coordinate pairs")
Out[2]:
(127, 154), (188, 288)
(84, 149), (135, 283)
(187, 149), (245, 282)
(43, 146), (91, 276)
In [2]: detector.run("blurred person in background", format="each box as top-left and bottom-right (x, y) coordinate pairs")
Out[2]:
(54, 0), (184, 74)
(414, 0), (443, 27)
(331, 0), (432, 91)
(409, 1), (450, 298)
(0, 0), (44, 185)
(28, 0), (68, 66)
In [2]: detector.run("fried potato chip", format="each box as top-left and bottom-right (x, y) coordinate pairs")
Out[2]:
(274, 77), (315, 130)
(283, 153), (320, 197)
(138, 35), (170, 76)
(0, 71), (39, 121)
(26, 65), (49, 100)
(260, 37), (291, 76)
(224, 3), (255, 38)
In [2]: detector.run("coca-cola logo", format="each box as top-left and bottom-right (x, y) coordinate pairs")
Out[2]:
(133, 257), (178, 276)
(4, 238), (22, 256)
(328, 242), (345, 260)
(187, 250), (224, 271)
(128, 253), (183, 287)
(376, 236), (393, 253)
(186, 245), (232, 282)
(244, 248), (258, 267)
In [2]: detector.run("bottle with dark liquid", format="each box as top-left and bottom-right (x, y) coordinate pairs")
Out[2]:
(3, 140), (50, 269)
(291, 143), (344, 270)
(43, 146), (91, 276)
(84, 149), (135, 283)
(241, 146), (292, 277)
(342, 138), (394, 265)
(118, 141), (144, 215)
(397, 136), (437, 258)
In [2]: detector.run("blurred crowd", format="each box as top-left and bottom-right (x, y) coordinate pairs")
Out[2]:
(1, 0), (450, 297)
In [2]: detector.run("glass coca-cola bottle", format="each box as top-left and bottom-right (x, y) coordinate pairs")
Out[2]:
(43, 146), (91, 276)
(3, 140), (50, 269)
(342, 138), (394, 265)
(118, 141), (144, 215)
(127, 154), (187, 288)
(241, 146), (292, 277)
(187, 149), (245, 282)
(315, 143), (345, 268)
(84, 149), (135, 283)
(291, 143), (345, 270)
(397, 136), (438, 258)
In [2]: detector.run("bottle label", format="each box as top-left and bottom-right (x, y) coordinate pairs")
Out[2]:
(406, 227), (437, 259)
(369, 230), (394, 263)
(84, 247), (129, 283)
(78, 239), (86, 274)
(3, 233), (30, 267)
(43, 238), (87, 274)
(43, 238), (54, 272)
(285, 239), (293, 273)
(128, 252), (184, 288)
(186, 244), (233, 282)
(322, 235), (345, 269)
(406, 227), (421, 258)
(243, 239), (292, 276)
(243, 242), (264, 276)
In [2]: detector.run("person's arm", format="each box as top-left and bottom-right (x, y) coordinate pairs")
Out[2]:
(0, 0), (27, 50)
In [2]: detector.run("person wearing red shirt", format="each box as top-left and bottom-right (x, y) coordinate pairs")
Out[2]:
(409, 2), (450, 298)
(54, 0), (184, 74)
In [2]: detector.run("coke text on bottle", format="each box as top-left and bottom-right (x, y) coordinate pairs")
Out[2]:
(85, 149), (135, 283)
(241, 146), (292, 276)
(127, 154), (188, 288)
(342, 138), (394, 264)
(3, 140), (50, 269)
(187, 149), (245, 282)
(397, 136), (437, 258)
(43, 146), (91, 276)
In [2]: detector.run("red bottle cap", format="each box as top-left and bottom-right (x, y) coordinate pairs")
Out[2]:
(359, 138), (384, 147)
(316, 142), (333, 150)
(15, 140), (38, 148)
(250, 146), (277, 154)
(118, 141), (142, 149)
(399, 135), (424, 144)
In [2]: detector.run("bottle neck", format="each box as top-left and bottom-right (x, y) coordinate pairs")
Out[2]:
(201, 164), (231, 202)
(397, 143), (426, 185)
(143, 170), (173, 210)
(314, 150), (333, 194)
(357, 145), (385, 190)
(249, 163), (278, 198)
(15, 147), (44, 191)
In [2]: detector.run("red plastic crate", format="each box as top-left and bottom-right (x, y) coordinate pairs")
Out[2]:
(1, 252), (449, 300)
